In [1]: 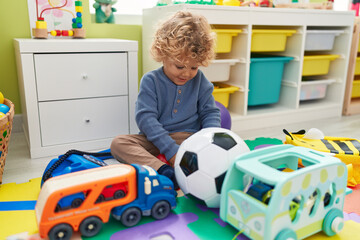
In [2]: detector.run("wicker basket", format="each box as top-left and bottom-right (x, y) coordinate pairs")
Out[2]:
(0, 98), (15, 184)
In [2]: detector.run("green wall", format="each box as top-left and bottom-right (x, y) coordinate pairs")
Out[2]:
(0, 0), (142, 114)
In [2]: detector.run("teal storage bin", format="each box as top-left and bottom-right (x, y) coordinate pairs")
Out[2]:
(248, 55), (293, 106)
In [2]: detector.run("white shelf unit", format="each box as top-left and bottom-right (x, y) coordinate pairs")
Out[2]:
(142, 5), (354, 133)
(14, 39), (139, 158)
(343, 18), (360, 116)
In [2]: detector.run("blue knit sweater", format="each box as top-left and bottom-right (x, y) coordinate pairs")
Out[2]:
(135, 67), (221, 160)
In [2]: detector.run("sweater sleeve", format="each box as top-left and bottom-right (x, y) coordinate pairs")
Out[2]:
(135, 74), (179, 160)
(197, 72), (221, 128)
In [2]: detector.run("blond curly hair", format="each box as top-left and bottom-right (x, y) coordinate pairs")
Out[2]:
(150, 11), (215, 67)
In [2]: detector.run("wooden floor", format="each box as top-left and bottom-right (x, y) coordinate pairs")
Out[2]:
(2, 114), (360, 184)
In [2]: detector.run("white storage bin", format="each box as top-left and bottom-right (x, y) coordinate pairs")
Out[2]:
(200, 59), (240, 82)
(300, 79), (335, 101)
(305, 30), (344, 51)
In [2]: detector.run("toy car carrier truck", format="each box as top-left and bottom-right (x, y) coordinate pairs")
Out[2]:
(36, 164), (177, 240)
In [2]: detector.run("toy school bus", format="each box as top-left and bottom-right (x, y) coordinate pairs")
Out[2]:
(220, 144), (348, 240)
(36, 164), (177, 240)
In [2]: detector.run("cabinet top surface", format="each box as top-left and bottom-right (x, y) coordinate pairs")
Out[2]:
(14, 38), (138, 53)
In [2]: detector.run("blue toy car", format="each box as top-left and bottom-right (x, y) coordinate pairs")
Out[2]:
(56, 192), (86, 212)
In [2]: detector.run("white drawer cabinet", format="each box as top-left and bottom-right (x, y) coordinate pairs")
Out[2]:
(38, 96), (129, 146)
(14, 39), (139, 158)
(34, 53), (128, 101)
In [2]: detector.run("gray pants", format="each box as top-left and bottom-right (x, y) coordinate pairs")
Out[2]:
(110, 132), (193, 170)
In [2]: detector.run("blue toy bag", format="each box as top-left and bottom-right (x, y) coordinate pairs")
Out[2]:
(41, 149), (114, 186)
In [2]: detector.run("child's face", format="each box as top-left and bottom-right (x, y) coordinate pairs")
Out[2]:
(163, 57), (199, 86)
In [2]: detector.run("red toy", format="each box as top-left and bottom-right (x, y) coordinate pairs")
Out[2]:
(157, 154), (170, 165)
(259, 0), (272, 7)
(96, 182), (128, 203)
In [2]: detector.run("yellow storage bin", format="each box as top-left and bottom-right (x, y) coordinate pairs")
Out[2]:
(251, 29), (296, 52)
(213, 29), (242, 53)
(352, 80), (360, 98)
(212, 83), (239, 108)
(223, 0), (240, 6)
(358, 34), (360, 53)
(302, 54), (339, 76)
(355, 57), (360, 75)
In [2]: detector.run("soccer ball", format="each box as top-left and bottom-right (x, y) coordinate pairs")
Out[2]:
(174, 127), (250, 208)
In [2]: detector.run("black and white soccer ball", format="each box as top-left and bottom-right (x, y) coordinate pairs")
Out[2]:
(174, 127), (250, 208)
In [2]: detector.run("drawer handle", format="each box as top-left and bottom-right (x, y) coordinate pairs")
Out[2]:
(84, 118), (90, 123)
(81, 73), (88, 80)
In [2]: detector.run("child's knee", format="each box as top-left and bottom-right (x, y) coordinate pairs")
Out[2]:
(110, 135), (127, 152)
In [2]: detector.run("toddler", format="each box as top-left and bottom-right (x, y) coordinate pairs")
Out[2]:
(111, 10), (221, 188)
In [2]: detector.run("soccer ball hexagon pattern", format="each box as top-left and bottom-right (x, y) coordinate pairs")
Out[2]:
(174, 127), (250, 208)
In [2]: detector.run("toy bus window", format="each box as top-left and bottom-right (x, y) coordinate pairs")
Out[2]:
(324, 183), (336, 209)
(261, 155), (317, 172)
(298, 158), (318, 168)
(289, 194), (302, 222)
(307, 189), (321, 217)
(95, 182), (128, 203)
(55, 190), (88, 212)
(261, 155), (300, 171)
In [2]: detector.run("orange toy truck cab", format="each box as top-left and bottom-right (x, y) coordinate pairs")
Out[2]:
(35, 164), (137, 239)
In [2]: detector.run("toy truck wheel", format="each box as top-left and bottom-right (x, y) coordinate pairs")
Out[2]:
(120, 207), (142, 227)
(323, 208), (344, 236)
(48, 223), (73, 240)
(79, 216), (103, 237)
(151, 200), (171, 220)
(71, 198), (83, 208)
(114, 190), (126, 199)
(275, 228), (297, 240)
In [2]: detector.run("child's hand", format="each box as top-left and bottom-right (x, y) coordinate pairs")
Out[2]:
(169, 155), (176, 167)
(157, 164), (179, 190)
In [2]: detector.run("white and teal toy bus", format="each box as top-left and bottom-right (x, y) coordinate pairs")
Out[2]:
(220, 144), (348, 240)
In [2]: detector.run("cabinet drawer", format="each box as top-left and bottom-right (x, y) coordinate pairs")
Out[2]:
(39, 96), (129, 146)
(34, 53), (128, 101)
